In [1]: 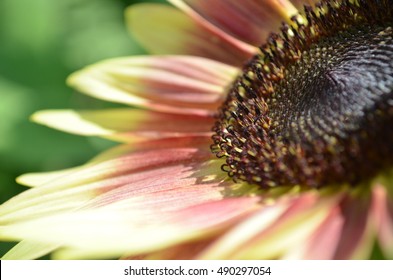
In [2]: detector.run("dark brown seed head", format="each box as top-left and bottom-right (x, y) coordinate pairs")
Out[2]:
(212, 0), (393, 188)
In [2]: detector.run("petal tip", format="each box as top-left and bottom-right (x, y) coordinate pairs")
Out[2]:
(16, 173), (38, 187)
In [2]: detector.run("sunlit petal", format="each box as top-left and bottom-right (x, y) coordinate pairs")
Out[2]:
(32, 109), (214, 143)
(126, 4), (256, 66)
(68, 56), (238, 116)
(199, 192), (342, 259)
(2, 240), (60, 260)
(169, 0), (298, 46)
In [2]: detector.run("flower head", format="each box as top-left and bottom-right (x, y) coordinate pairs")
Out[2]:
(1, 0), (393, 260)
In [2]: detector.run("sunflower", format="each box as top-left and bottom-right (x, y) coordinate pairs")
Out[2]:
(1, 0), (392, 260)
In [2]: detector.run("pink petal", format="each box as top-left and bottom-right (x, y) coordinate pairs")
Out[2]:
(17, 136), (214, 188)
(298, 205), (344, 259)
(130, 238), (216, 260)
(169, 0), (298, 46)
(173, 197), (260, 230)
(33, 108), (214, 143)
(333, 194), (374, 259)
(125, 198), (260, 260)
(114, 110), (214, 141)
(68, 56), (238, 116)
(372, 184), (393, 258)
(0, 137), (214, 222)
(126, 4), (255, 66)
(1, 133), (262, 258)
(199, 191), (340, 259)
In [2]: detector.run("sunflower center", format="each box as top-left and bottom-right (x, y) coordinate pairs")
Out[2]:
(212, 0), (393, 188)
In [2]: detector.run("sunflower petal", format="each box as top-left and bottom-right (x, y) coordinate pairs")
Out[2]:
(53, 197), (258, 259)
(2, 240), (60, 260)
(168, 0), (298, 46)
(0, 137), (213, 221)
(32, 108), (214, 142)
(200, 192), (342, 259)
(16, 136), (212, 188)
(16, 166), (82, 188)
(373, 184), (393, 259)
(126, 4), (255, 66)
(243, 194), (342, 260)
(199, 200), (288, 259)
(1, 180), (258, 259)
(68, 56), (238, 116)
(332, 194), (374, 259)
(133, 238), (217, 260)
(292, 205), (344, 259)
(0, 135), (262, 259)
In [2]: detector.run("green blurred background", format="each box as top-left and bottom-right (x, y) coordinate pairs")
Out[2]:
(0, 0), (164, 255)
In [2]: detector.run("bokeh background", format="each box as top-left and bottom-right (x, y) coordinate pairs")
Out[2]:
(0, 0), (164, 255)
